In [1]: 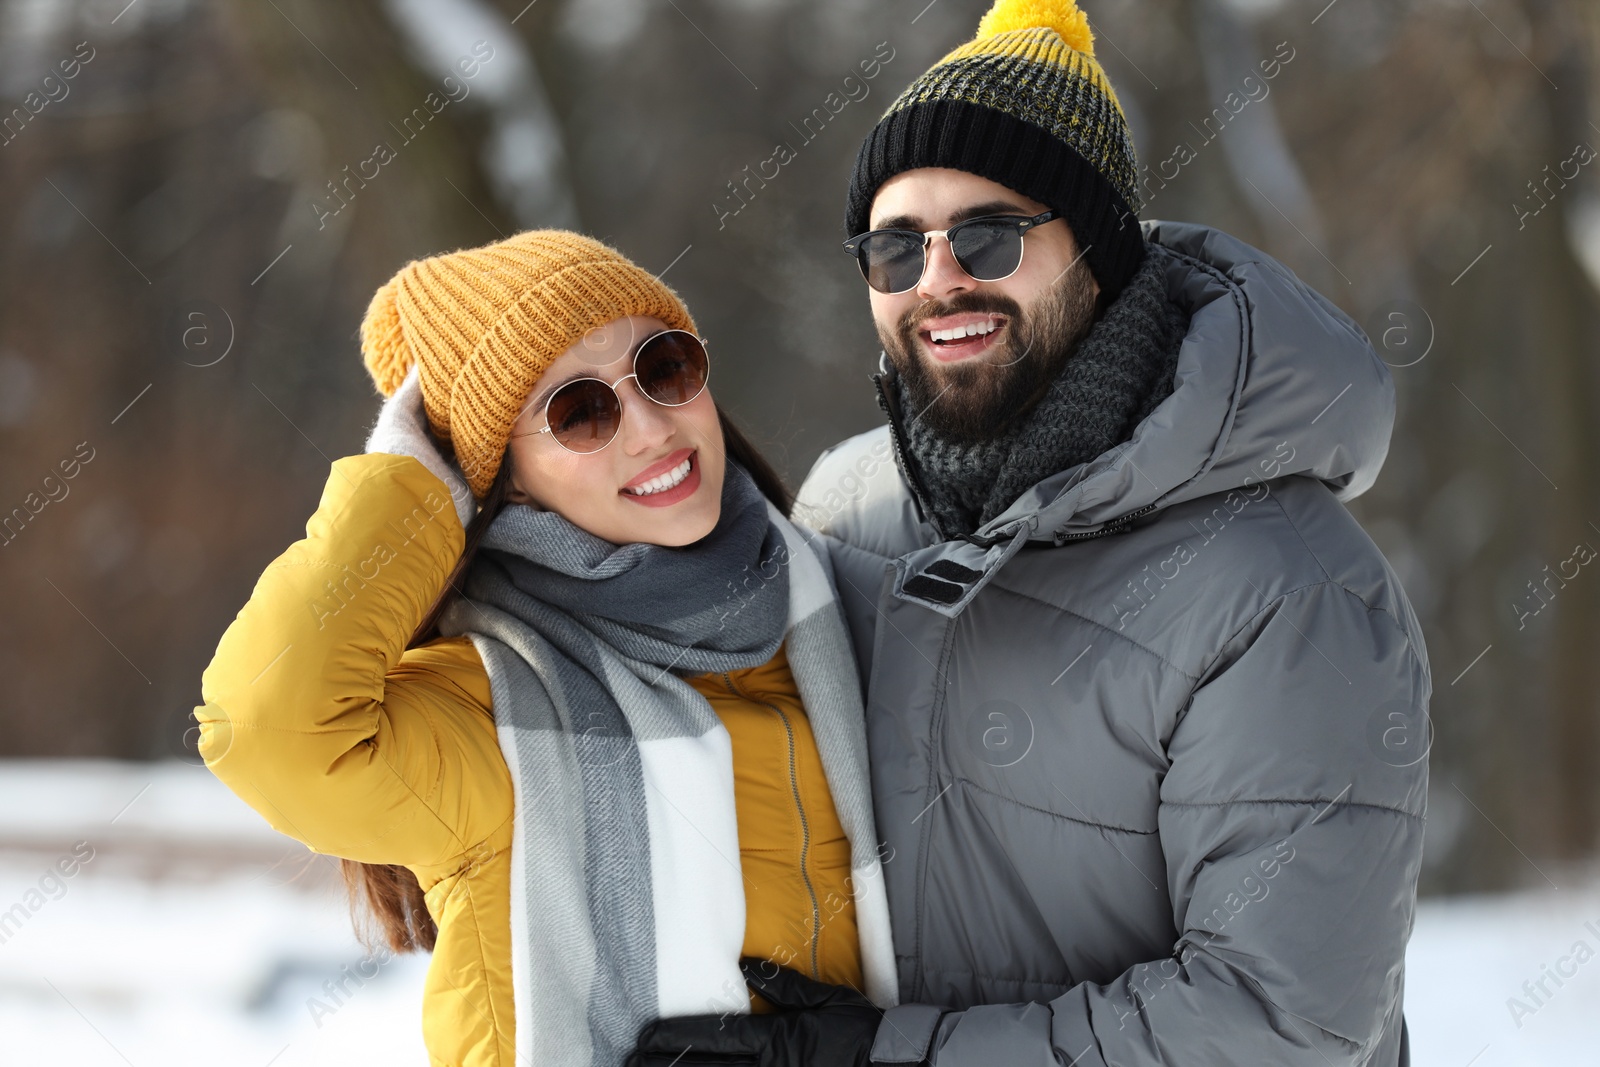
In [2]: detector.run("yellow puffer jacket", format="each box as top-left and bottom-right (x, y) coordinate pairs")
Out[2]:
(195, 452), (861, 1066)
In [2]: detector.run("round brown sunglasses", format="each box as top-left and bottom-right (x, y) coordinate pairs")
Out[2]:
(509, 329), (711, 454)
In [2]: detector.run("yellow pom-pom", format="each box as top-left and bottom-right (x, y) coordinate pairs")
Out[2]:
(360, 275), (413, 398)
(976, 0), (1095, 57)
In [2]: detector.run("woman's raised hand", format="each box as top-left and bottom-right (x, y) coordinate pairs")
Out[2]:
(364, 364), (477, 529)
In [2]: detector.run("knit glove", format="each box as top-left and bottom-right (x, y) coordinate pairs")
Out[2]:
(626, 957), (888, 1067)
(363, 363), (477, 529)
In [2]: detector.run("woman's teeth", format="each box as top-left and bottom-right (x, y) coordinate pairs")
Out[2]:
(929, 318), (1000, 344)
(624, 455), (693, 496)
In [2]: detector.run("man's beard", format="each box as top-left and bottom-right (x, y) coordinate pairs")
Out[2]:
(879, 255), (1101, 444)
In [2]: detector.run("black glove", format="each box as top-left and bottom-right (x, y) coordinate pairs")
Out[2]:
(626, 956), (883, 1067)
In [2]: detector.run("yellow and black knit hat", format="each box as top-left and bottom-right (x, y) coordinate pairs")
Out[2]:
(845, 0), (1145, 301)
(360, 230), (696, 498)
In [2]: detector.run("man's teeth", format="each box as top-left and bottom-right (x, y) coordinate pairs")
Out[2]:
(624, 456), (693, 496)
(928, 318), (1000, 343)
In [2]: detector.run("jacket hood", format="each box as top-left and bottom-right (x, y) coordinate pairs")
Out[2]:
(877, 218), (1395, 546)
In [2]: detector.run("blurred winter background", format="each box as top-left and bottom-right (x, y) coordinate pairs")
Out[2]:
(1, 0), (1597, 1062)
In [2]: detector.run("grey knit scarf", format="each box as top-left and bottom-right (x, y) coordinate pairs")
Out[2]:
(427, 457), (898, 1066)
(895, 244), (1188, 539)
(474, 460), (790, 675)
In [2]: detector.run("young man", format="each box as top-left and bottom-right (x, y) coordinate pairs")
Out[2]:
(629, 2), (1428, 1064)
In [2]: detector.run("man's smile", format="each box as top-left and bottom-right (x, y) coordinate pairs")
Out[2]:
(917, 312), (1009, 362)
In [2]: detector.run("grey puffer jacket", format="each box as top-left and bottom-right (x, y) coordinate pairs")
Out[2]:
(794, 220), (1429, 1067)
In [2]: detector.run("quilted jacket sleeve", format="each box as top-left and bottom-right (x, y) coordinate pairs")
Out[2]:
(193, 452), (509, 877)
(872, 582), (1429, 1067)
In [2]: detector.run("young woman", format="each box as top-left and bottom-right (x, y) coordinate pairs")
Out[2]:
(193, 231), (896, 1066)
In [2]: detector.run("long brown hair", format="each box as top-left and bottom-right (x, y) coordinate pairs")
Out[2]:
(340, 404), (796, 954)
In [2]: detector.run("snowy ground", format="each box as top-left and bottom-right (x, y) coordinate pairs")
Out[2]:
(0, 760), (431, 1065)
(1, 760), (1595, 1065)
(1404, 884), (1600, 1066)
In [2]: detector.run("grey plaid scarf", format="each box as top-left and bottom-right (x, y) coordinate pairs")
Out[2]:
(428, 457), (898, 1066)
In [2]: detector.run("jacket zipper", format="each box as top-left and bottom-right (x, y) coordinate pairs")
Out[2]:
(1052, 500), (1160, 543)
(872, 368), (952, 543)
(718, 672), (822, 980)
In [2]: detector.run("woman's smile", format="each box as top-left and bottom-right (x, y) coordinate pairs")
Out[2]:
(620, 447), (702, 507)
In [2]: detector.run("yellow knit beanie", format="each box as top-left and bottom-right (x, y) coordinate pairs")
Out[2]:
(360, 230), (696, 498)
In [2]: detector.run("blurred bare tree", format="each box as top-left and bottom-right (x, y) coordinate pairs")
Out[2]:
(1, 0), (1596, 896)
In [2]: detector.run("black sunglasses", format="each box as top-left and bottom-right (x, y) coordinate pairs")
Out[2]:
(510, 329), (710, 454)
(842, 210), (1058, 295)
